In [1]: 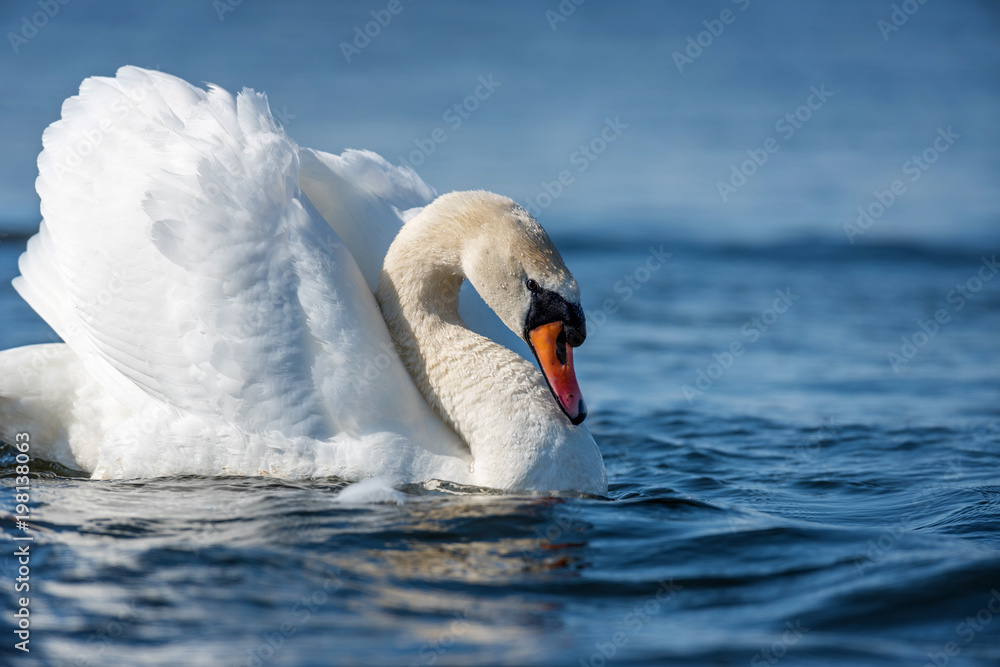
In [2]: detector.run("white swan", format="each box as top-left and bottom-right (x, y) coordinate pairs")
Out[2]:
(0, 67), (607, 494)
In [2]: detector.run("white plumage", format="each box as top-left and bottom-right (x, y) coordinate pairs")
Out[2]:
(0, 67), (607, 494)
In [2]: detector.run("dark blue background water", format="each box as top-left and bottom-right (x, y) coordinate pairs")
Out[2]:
(2, 1), (1000, 666)
(1, 0), (999, 244)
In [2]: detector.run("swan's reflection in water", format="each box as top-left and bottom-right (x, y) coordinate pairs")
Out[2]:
(325, 491), (594, 581)
(20, 473), (602, 664)
(307, 491), (596, 658)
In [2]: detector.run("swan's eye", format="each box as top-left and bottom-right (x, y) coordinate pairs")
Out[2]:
(526, 279), (539, 293)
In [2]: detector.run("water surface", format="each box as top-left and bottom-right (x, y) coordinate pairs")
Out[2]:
(2, 236), (999, 666)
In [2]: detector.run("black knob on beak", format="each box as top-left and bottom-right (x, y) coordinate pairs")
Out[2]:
(564, 302), (587, 347)
(524, 288), (587, 347)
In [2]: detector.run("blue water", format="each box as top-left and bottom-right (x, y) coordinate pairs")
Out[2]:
(2, 234), (999, 666)
(1, 0), (999, 244)
(2, 0), (1000, 665)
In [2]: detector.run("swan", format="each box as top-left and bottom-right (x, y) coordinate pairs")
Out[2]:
(0, 67), (607, 494)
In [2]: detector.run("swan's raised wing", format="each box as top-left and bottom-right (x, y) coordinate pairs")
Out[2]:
(15, 67), (457, 451)
(299, 147), (435, 292)
(300, 148), (532, 362)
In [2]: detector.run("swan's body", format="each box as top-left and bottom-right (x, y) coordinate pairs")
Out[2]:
(0, 67), (607, 494)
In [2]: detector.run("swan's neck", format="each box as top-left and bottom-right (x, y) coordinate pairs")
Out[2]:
(376, 212), (515, 444)
(375, 208), (605, 492)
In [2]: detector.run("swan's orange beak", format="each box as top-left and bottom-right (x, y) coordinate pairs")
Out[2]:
(528, 321), (587, 425)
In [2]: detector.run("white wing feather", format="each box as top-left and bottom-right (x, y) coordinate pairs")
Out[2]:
(13, 66), (468, 478)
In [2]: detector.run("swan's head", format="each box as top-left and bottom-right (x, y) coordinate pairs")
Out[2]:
(450, 192), (588, 425)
